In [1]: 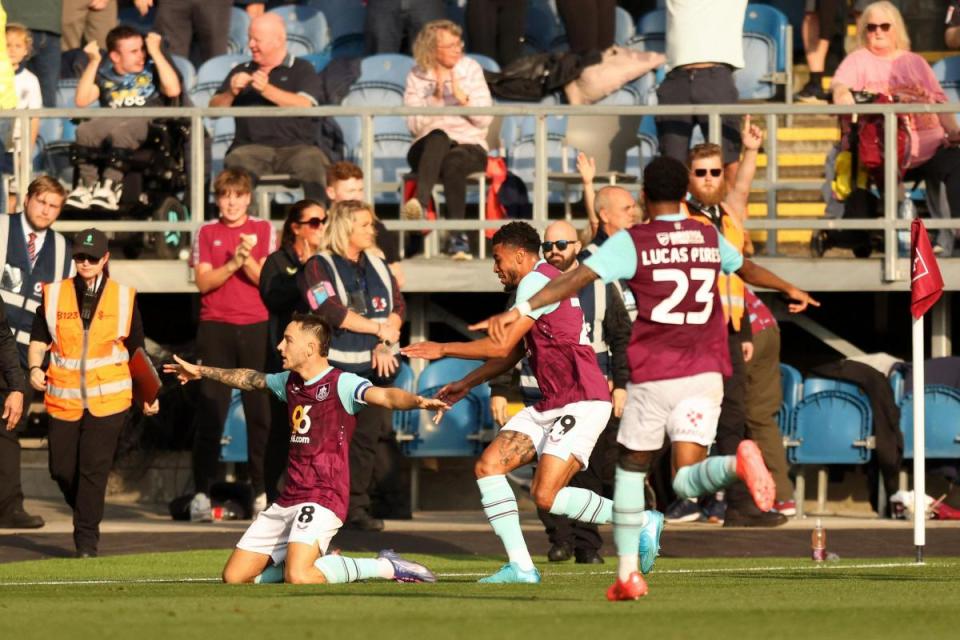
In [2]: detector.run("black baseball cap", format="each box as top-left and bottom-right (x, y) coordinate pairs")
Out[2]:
(74, 228), (109, 259)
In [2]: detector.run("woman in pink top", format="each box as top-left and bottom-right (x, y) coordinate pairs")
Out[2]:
(189, 168), (277, 518)
(402, 19), (492, 259)
(831, 1), (960, 252)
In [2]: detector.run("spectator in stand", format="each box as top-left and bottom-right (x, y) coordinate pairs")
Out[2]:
(948, 0), (960, 49)
(402, 20), (492, 260)
(61, 0), (116, 52)
(189, 168), (276, 521)
(465, 0), (526, 67)
(557, 0), (615, 54)
(64, 26), (182, 211)
(259, 199), (326, 501)
(132, 0), (231, 66)
(27, 228), (159, 558)
(5, 0), (62, 107)
(832, 1), (960, 256)
(298, 200), (404, 531)
(366, 0), (444, 55)
(796, 1), (844, 103)
(656, 0), (747, 188)
(0, 176), (74, 530)
(209, 13), (332, 204)
(2, 23), (42, 211)
(744, 290), (794, 516)
(326, 161), (404, 289)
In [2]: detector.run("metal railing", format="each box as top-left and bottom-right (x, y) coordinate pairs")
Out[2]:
(7, 100), (960, 283)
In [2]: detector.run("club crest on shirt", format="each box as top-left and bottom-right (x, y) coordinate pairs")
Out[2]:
(656, 232), (670, 246)
(316, 383), (331, 401)
(371, 296), (388, 312)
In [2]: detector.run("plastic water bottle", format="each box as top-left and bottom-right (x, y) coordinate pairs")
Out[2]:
(811, 518), (826, 562)
(212, 500), (241, 521)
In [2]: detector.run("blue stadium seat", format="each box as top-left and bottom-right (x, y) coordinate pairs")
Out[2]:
(777, 363), (803, 434)
(403, 358), (491, 457)
(737, 4), (790, 100)
(932, 56), (960, 117)
(628, 8), (665, 53)
(228, 7), (251, 55)
(346, 54), (415, 101)
(220, 389), (249, 463)
(170, 55), (197, 93)
(467, 53), (500, 73)
(524, 0), (567, 53)
(889, 369), (905, 405)
(299, 51), (332, 73)
(898, 385), (960, 459)
(307, 0), (367, 58)
(268, 5), (330, 57)
(802, 377), (869, 403)
(786, 390), (874, 465)
(614, 6), (636, 45)
(192, 53), (249, 109)
(392, 361), (418, 437)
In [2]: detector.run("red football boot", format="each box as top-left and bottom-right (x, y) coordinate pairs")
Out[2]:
(606, 572), (649, 601)
(736, 440), (775, 513)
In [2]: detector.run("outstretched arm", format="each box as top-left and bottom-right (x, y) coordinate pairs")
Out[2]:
(434, 344), (525, 407)
(363, 386), (449, 413)
(163, 354), (268, 391)
(737, 259), (820, 313)
(487, 265), (600, 343)
(402, 315), (533, 362)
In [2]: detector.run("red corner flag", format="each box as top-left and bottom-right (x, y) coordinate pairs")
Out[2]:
(911, 218), (944, 319)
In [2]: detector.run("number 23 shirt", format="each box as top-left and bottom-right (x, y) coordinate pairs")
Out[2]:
(583, 213), (743, 384)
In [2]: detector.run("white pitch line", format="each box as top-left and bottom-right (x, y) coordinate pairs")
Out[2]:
(0, 561), (943, 587)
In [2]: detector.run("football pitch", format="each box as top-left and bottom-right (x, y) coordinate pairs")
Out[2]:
(1, 552), (957, 640)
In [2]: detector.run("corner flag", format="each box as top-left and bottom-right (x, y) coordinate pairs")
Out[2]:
(908, 218), (943, 563)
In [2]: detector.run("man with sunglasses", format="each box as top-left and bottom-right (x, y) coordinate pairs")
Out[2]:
(679, 117), (786, 527)
(403, 222), (640, 585)
(529, 221), (631, 565)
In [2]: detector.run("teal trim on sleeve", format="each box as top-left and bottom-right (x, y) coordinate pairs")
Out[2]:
(718, 233), (744, 274)
(338, 372), (372, 415)
(265, 372), (290, 402)
(512, 266), (560, 320)
(583, 231), (637, 282)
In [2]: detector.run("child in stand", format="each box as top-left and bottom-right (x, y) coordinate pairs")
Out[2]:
(2, 23), (42, 212)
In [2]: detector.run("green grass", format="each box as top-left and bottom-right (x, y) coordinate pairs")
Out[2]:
(0, 552), (956, 640)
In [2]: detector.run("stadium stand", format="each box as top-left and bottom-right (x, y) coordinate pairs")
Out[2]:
(307, 0), (367, 59)
(267, 5), (330, 58)
(899, 386), (960, 460)
(227, 7), (251, 55)
(191, 53), (249, 110)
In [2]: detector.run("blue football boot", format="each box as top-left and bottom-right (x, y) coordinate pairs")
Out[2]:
(478, 562), (542, 584)
(378, 549), (437, 583)
(639, 510), (664, 575)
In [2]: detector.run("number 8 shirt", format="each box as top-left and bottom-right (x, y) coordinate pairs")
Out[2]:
(582, 214), (744, 384)
(264, 367), (372, 522)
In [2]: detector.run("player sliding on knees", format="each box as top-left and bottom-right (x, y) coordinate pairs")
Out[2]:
(402, 222), (661, 584)
(485, 158), (820, 601)
(165, 313), (447, 586)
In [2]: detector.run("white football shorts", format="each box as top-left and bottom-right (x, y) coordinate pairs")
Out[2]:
(502, 400), (612, 469)
(618, 372), (724, 451)
(236, 502), (342, 564)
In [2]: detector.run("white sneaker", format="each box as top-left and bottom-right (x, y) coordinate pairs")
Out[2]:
(189, 492), (213, 522)
(253, 492), (268, 515)
(66, 184), (94, 210)
(401, 198), (423, 220)
(90, 179), (121, 211)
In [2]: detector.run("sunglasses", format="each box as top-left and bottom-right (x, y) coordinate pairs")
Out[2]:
(541, 240), (574, 252)
(73, 254), (100, 264)
(297, 216), (327, 228)
(866, 22), (892, 33)
(693, 168), (723, 178)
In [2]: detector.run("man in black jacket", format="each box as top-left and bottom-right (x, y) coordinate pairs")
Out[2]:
(0, 303), (27, 527)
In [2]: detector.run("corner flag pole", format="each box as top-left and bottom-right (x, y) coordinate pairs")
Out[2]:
(911, 313), (925, 564)
(909, 217), (943, 564)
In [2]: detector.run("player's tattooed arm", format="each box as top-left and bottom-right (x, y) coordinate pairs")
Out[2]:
(163, 355), (268, 391)
(200, 366), (268, 391)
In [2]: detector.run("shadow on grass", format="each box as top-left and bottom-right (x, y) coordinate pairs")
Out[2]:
(277, 589), (573, 602)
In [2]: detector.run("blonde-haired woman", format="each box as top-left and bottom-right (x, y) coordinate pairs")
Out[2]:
(402, 19), (492, 259)
(832, 1), (960, 254)
(298, 200), (403, 531)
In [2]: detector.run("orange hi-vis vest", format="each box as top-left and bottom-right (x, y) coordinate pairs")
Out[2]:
(43, 278), (135, 421)
(684, 202), (746, 331)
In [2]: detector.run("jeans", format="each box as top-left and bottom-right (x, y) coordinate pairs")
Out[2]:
(365, 0), (445, 54)
(27, 30), (61, 108)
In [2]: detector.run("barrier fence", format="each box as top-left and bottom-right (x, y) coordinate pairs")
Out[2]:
(7, 101), (960, 284)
